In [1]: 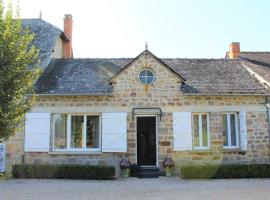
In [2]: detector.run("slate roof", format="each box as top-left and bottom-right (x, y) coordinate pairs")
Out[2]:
(164, 59), (268, 95)
(239, 52), (270, 84)
(22, 19), (65, 69)
(35, 58), (132, 95)
(240, 52), (270, 66)
(24, 18), (270, 96)
(34, 57), (269, 95)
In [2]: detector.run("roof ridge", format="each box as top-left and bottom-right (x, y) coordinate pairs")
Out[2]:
(241, 51), (270, 54)
(22, 18), (63, 34)
(161, 58), (238, 61)
(50, 58), (134, 61)
(49, 57), (244, 61)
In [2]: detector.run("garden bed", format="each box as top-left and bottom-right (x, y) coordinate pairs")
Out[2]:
(180, 164), (270, 179)
(12, 164), (115, 180)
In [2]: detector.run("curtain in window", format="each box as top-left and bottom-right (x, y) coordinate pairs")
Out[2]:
(71, 115), (84, 148)
(86, 116), (99, 148)
(53, 114), (67, 149)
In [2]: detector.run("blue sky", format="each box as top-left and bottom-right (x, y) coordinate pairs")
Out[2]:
(15, 0), (270, 58)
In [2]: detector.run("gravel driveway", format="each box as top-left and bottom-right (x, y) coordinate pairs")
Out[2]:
(1, 177), (270, 200)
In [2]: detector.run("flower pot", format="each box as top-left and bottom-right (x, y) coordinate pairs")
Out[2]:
(164, 167), (174, 177)
(121, 168), (130, 178)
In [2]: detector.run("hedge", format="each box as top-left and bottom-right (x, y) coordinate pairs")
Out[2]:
(12, 164), (115, 180)
(180, 164), (270, 179)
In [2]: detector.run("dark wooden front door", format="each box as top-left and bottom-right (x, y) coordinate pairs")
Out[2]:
(137, 117), (156, 166)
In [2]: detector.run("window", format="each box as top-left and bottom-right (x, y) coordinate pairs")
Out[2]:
(53, 114), (100, 151)
(138, 69), (154, 84)
(70, 115), (84, 148)
(86, 115), (100, 148)
(222, 113), (239, 148)
(192, 113), (210, 149)
(53, 114), (67, 149)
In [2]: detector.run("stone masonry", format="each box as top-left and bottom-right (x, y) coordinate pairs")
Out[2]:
(4, 51), (270, 172)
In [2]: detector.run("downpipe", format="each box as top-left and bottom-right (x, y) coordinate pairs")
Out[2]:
(265, 96), (270, 163)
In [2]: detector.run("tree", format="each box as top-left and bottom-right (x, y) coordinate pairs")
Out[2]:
(0, 1), (41, 141)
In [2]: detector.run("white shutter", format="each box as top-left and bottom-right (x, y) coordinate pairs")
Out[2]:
(173, 112), (192, 151)
(24, 113), (50, 152)
(102, 112), (127, 152)
(239, 110), (248, 151)
(0, 144), (5, 172)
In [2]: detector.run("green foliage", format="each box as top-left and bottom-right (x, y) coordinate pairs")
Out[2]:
(12, 164), (57, 179)
(0, 1), (41, 141)
(12, 164), (116, 180)
(0, 172), (11, 180)
(180, 164), (270, 179)
(180, 165), (220, 179)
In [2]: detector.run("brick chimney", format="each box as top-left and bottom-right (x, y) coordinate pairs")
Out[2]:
(62, 14), (73, 58)
(228, 42), (240, 59)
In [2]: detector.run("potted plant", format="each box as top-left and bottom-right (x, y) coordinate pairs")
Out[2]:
(120, 158), (131, 178)
(163, 157), (174, 176)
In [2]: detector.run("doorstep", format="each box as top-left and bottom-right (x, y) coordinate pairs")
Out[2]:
(134, 166), (164, 178)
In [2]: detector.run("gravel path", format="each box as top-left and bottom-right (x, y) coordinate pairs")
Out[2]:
(1, 177), (270, 200)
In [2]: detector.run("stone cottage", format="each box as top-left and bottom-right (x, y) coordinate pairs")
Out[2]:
(1, 15), (270, 175)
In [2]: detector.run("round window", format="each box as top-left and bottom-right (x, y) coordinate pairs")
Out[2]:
(138, 69), (154, 84)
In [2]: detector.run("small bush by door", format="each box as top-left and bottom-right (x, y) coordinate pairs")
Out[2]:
(12, 164), (115, 180)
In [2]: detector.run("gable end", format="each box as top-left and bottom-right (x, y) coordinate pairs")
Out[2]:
(109, 50), (186, 83)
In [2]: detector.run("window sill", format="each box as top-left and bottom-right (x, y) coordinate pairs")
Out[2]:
(49, 151), (102, 155)
(192, 148), (211, 153)
(223, 148), (246, 153)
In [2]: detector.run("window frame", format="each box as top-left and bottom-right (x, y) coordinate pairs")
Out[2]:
(192, 112), (211, 150)
(138, 69), (155, 84)
(52, 113), (101, 152)
(222, 112), (239, 149)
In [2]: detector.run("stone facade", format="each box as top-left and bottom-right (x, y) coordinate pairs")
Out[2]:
(4, 52), (270, 172)
(5, 129), (24, 172)
(172, 111), (269, 166)
(51, 37), (63, 59)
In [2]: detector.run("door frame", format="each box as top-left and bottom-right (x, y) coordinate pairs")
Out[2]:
(135, 115), (158, 167)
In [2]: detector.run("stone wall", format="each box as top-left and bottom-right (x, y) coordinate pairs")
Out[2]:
(172, 111), (269, 167)
(4, 129), (24, 172)
(4, 51), (270, 172)
(51, 37), (63, 59)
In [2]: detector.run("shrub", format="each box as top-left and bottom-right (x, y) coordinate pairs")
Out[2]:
(12, 164), (115, 180)
(0, 173), (11, 180)
(180, 164), (270, 179)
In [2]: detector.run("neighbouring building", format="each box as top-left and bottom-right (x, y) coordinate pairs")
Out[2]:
(1, 15), (270, 175)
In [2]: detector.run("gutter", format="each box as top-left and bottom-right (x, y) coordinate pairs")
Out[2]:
(27, 93), (113, 97)
(265, 96), (270, 164)
(183, 93), (270, 96)
(29, 93), (270, 97)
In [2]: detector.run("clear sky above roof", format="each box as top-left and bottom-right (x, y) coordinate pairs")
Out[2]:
(10, 0), (270, 58)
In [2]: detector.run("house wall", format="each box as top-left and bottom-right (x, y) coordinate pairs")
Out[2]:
(4, 129), (24, 172)
(4, 53), (270, 172)
(51, 37), (63, 58)
(22, 96), (270, 169)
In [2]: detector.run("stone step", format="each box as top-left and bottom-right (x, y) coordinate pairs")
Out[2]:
(138, 166), (159, 172)
(136, 166), (163, 178)
(137, 171), (160, 178)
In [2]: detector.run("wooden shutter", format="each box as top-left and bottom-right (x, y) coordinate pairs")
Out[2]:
(173, 112), (192, 151)
(102, 112), (127, 152)
(24, 113), (51, 152)
(239, 110), (248, 151)
(0, 144), (5, 172)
